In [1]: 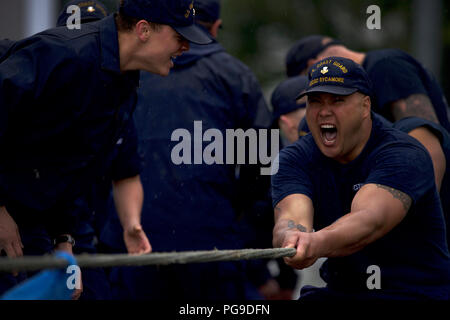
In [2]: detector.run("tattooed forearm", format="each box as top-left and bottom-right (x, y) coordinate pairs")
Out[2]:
(390, 94), (439, 124)
(288, 220), (308, 232)
(376, 184), (412, 211)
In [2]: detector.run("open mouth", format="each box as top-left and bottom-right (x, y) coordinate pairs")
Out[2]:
(169, 55), (178, 67)
(320, 124), (337, 146)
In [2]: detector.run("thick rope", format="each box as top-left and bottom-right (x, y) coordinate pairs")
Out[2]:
(0, 248), (296, 272)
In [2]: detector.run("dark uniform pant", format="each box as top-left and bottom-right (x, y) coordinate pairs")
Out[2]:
(109, 261), (262, 300)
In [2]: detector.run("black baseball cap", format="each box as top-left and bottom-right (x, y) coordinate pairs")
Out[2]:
(285, 35), (342, 77)
(121, 0), (212, 45)
(194, 0), (220, 23)
(271, 75), (308, 122)
(57, 0), (109, 27)
(297, 56), (372, 99)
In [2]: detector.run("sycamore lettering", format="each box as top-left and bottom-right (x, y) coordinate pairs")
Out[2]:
(319, 76), (344, 83)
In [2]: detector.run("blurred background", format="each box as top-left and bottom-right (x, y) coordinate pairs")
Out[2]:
(0, 0), (448, 297)
(0, 0), (449, 106)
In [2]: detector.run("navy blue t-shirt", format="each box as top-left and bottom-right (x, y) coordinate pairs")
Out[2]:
(363, 49), (450, 132)
(272, 116), (450, 299)
(300, 113), (450, 248)
(394, 117), (450, 247)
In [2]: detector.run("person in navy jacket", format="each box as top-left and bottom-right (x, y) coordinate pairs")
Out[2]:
(101, 0), (276, 300)
(0, 0), (211, 299)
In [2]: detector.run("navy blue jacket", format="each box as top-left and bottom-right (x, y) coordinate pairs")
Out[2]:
(101, 29), (272, 251)
(0, 15), (139, 237)
(0, 39), (14, 59)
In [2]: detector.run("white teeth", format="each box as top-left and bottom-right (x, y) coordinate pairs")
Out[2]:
(320, 124), (336, 129)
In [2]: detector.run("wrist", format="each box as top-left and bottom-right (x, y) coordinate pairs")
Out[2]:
(53, 234), (76, 248)
(123, 221), (141, 233)
(311, 230), (329, 258)
(54, 241), (74, 253)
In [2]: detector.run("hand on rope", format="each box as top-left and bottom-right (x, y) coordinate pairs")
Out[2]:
(123, 224), (152, 255)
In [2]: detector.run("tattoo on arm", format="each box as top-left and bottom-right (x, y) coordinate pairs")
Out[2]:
(375, 184), (412, 212)
(288, 220), (308, 232)
(390, 94), (439, 124)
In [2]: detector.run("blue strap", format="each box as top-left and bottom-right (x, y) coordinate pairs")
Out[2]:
(1, 251), (78, 300)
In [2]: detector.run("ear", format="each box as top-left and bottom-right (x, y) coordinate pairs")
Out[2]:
(279, 115), (293, 128)
(135, 20), (152, 42)
(362, 95), (371, 118)
(210, 19), (222, 38)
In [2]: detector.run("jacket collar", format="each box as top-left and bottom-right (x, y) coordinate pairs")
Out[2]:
(99, 14), (139, 85)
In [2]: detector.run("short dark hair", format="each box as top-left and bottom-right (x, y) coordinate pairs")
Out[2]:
(116, 0), (162, 32)
(285, 35), (342, 77)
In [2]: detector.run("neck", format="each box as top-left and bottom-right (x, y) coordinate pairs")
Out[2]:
(324, 46), (366, 66)
(118, 30), (137, 72)
(338, 48), (366, 66)
(350, 51), (366, 66)
(344, 118), (372, 164)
